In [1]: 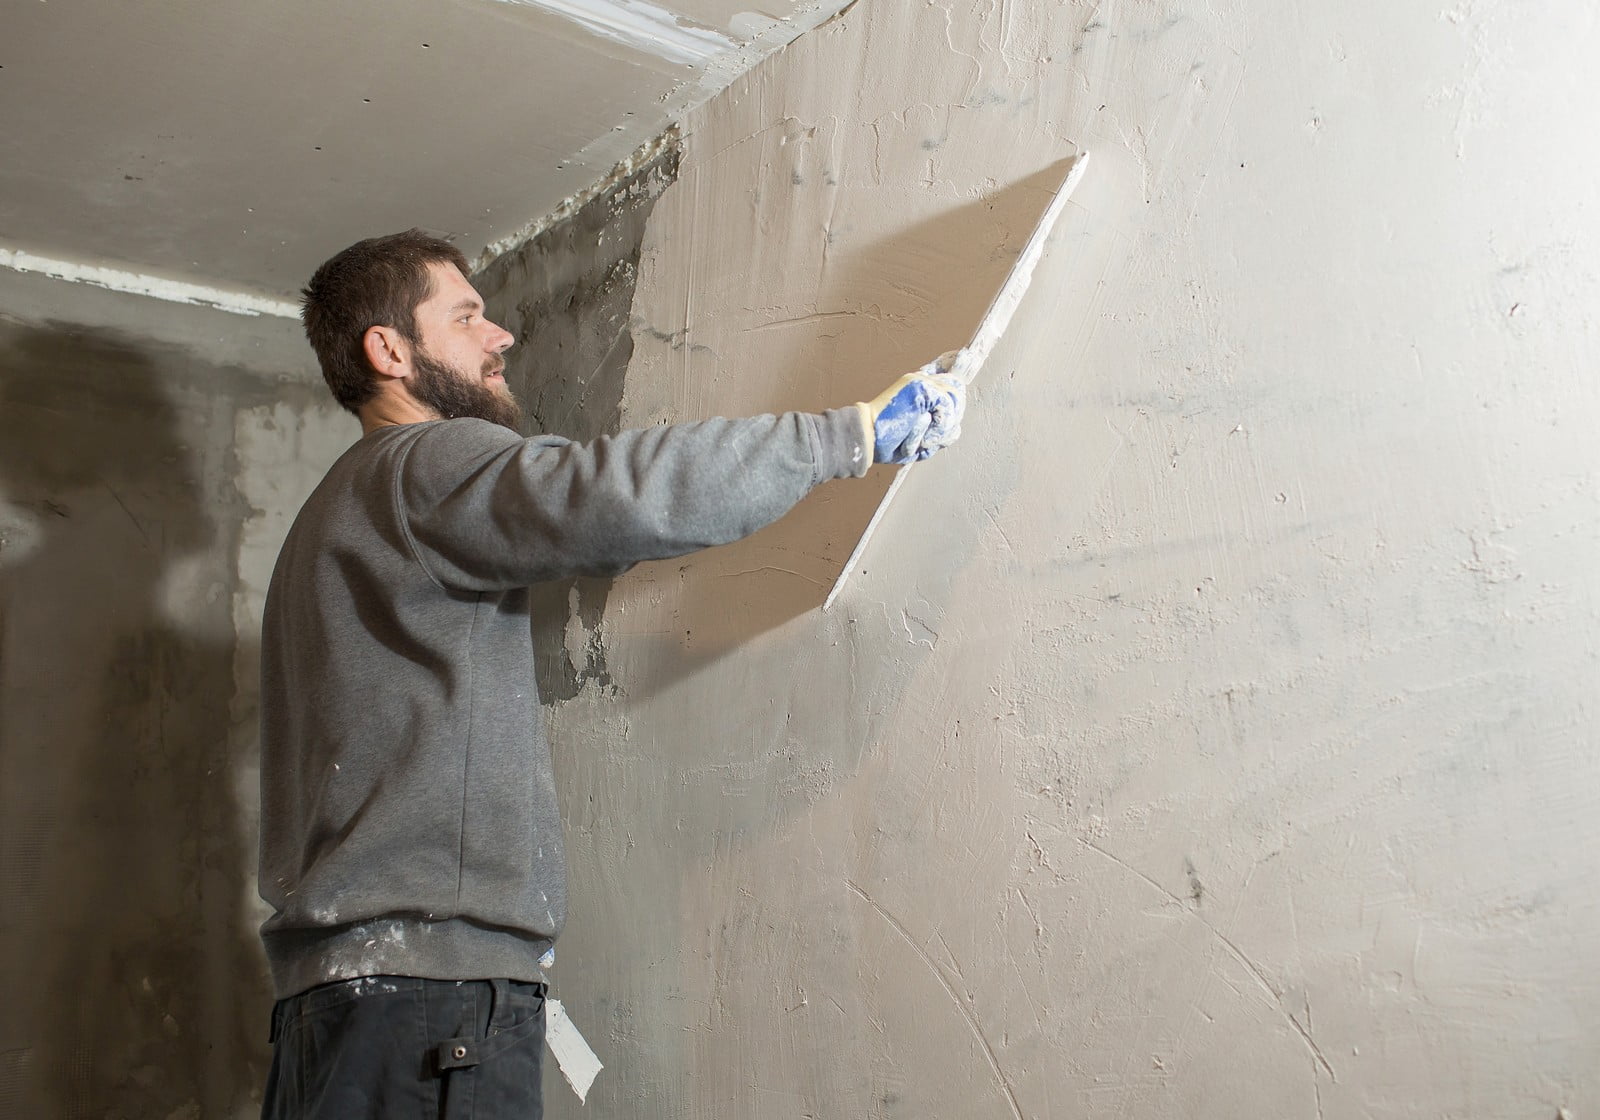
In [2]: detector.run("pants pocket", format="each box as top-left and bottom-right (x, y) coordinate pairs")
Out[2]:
(263, 980), (432, 1120)
(436, 983), (546, 1119)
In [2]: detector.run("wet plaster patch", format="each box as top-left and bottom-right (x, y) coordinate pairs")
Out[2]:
(543, 0), (1600, 1116)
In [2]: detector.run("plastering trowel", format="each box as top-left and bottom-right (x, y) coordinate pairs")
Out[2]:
(822, 150), (1091, 611)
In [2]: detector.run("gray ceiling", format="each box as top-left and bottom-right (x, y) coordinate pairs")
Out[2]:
(0, 0), (848, 305)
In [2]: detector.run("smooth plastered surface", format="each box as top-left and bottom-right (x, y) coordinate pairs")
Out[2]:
(540, 1), (1600, 1116)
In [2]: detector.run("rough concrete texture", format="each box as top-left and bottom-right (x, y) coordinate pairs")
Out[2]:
(541, 1), (1600, 1117)
(477, 140), (682, 707)
(0, 269), (339, 1118)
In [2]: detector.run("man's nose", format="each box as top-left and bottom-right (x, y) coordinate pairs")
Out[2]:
(486, 322), (514, 354)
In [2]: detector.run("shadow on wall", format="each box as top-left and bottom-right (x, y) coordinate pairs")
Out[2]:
(0, 323), (269, 1117)
(614, 162), (1083, 702)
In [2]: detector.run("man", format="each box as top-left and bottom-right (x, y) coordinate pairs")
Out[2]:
(257, 229), (964, 1118)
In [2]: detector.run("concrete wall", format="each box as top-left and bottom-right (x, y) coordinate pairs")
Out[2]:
(0, 271), (344, 1118)
(477, 142), (682, 710)
(541, 1), (1600, 1116)
(0, 153), (680, 1116)
(6, 1), (1597, 1113)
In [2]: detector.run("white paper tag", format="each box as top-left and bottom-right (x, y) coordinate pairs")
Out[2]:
(545, 997), (603, 1103)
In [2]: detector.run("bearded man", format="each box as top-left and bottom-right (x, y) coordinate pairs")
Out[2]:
(256, 229), (964, 1119)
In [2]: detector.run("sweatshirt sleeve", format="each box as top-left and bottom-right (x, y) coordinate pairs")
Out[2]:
(395, 408), (871, 591)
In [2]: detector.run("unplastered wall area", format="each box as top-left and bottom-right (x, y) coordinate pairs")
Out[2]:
(0, 269), (345, 1117)
(543, 0), (1600, 1117)
(476, 140), (685, 709)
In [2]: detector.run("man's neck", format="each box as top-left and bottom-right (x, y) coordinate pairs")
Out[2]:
(358, 392), (439, 436)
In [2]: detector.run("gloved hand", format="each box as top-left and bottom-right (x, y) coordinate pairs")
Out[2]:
(857, 351), (967, 465)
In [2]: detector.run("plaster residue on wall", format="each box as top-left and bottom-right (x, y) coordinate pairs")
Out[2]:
(542, 0), (1600, 1116)
(0, 246), (302, 319)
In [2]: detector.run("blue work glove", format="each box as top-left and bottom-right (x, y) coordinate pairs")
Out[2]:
(856, 352), (967, 465)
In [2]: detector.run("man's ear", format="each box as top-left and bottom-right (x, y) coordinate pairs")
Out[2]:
(362, 325), (409, 381)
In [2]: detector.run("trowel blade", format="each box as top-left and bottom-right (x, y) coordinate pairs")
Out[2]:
(948, 150), (1090, 385)
(823, 151), (1090, 612)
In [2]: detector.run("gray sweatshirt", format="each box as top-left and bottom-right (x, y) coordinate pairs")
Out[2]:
(258, 409), (870, 999)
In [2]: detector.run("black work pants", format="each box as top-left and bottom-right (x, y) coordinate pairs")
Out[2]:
(262, 976), (546, 1119)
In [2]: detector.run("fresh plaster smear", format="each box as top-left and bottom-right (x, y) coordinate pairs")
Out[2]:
(487, 0), (739, 64)
(541, 0), (1600, 1117)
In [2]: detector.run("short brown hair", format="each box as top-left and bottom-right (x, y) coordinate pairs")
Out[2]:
(300, 229), (471, 414)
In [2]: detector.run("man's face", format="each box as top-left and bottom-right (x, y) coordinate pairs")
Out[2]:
(406, 262), (521, 429)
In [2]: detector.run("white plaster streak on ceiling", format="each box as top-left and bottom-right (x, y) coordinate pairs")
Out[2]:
(0, 246), (299, 319)
(486, 0), (739, 64)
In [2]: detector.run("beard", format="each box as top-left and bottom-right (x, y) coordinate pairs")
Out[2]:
(409, 348), (524, 431)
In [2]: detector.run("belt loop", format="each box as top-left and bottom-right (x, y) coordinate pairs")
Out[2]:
(488, 978), (513, 1032)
